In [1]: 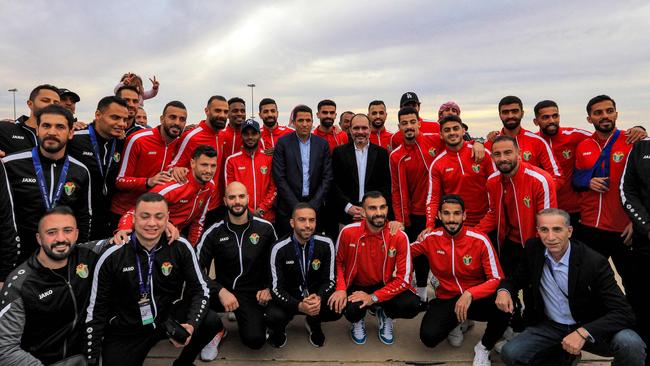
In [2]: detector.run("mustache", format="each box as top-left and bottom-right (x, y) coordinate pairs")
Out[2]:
(598, 119), (613, 124)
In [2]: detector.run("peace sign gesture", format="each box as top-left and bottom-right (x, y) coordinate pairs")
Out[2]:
(149, 75), (160, 90)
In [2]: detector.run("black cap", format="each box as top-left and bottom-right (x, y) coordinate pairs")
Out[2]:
(58, 88), (80, 103)
(241, 119), (260, 133)
(400, 92), (419, 106)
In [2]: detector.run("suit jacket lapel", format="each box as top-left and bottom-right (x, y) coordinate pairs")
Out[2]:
(291, 133), (303, 172)
(346, 144), (359, 187)
(567, 241), (581, 299)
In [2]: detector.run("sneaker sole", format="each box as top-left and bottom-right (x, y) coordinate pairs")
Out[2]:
(349, 327), (367, 345)
(377, 310), (394, 345)
(304, 320), (324, 348)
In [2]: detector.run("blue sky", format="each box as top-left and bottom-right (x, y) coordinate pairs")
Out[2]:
(1, 0), (648, 136)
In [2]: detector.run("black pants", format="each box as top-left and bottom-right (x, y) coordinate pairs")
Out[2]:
(266, 299), (342, 334)
(628, 232), (650, 365)
(101, 309), (223, 366)
(210, 290), (267, 350)
(576, 225), (631, 280)
(498, 239), (525, 332)
(406, 214), (429, 287)
(344, 284), (421, 323)
(420, 294), (511, 349)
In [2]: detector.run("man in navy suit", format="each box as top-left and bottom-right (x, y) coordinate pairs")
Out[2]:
(272, 105), (332, 238)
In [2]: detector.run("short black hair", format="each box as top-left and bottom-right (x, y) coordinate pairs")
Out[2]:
(339, 111), (354, 122)
(38, 205), (76, 230)
(317, 99), (336, 111)
(258, 98), (277, 111)
(291, 202), (315, 218)
(368, 100), (386, 109)
(136, 192), (168, 208)
(192, 145), (217, 160)
(533, 100), (558, 117)
(492, 135), (519, 148)
(228, 97), (245, 106)
(439, 114), (463, 128)
(438, 194), (465, 212)
(361, 190), (385, 205)
(398, 106), (419, 121)
(115, 85), (139, 97)
(163, 100), (186, 115)
(498, 96), (523, 111)
(97, 96), (128, 112)
(29, 84), (60, 101)
(207, 95), (227, 106)
(586, 95), (616, 114)
(292, 105), (313, 119)
(36, 104), (75, 129)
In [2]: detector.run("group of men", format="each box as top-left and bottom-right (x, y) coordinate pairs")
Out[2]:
(0, 84), (649, 366)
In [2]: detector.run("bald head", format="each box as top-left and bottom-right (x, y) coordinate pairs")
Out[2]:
(224, 181), (249, 218)
(350, 113), (370, 147)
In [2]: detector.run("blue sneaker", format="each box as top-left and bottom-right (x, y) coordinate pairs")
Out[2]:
(377, 308), (394, 345)
(350, 319), (367, 345)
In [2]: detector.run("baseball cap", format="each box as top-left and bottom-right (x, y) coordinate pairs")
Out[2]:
(58, 88), (80, 103)
(400, 92), (420, 107)
(241, 119), (260, 133)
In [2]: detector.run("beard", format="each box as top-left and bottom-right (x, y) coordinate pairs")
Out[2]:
(368, 214), (386, 229)
(541, 123), (559, 136)
(263, 117), (277, 128)
(163, 124), (182, 139)
(39, 137), (66, 153)
(497, 160), (517, 174)
(321, 118), (334, 128)
(372, 119), (384, 129)
(209, 116), (227, 130)
(442, 221), (463, 236)
(502, 118), (521, 130)
(594, 119), (615, 133)
(227, 204), (247, 217)
(42, 240), (75, 261)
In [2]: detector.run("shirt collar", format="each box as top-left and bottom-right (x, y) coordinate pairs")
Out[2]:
(544, 241), (572, 266)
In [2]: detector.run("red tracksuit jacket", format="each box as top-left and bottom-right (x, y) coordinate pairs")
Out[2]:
(426, 142), (496, 227)
(335, 221), (415, 302)
(313, 126), (348, 153)
(476, 162), (557, 247)
(389, 133), (443, 226)
(224, 148), (276, 222)
(369, 127), (393, 150)
(390, 118), (440, 150)
(219, 124), (243, 160)
(260, 125), (293, 150)
(112, 127), (179, 215)
(411, 227), (503, 300)
(574, 130), (632, 232)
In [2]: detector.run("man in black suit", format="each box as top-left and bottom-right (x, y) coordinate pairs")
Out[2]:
(497, 208), (645, 366)
(272, 105), (332, 238)
(331, 114), (391, 227)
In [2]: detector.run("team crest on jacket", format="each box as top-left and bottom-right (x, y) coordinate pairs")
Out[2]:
(471, 164), (481, 173)
(161, 262), (173, 276)
(523, 196), (531, 208)
(462, 255), (472, 265)
(562, 149), (572, 159)
(311, 259), (321, 270)
(76, 263), (89, 278)
(260, 165), (268, 174)
(612, 151), (625, 163)
(64, 182), (76, 196)
(249, 233), (260, 245)
(523, 151), (532, 161)
(387, 247), (397, 257)
(428, 148), (437, 157)
(113, 152), (121, 162)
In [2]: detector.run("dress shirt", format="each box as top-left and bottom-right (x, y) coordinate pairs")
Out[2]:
(298, 134), (311, 197)
(541, 243), (575, 325)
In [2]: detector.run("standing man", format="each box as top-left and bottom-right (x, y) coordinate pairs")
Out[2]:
(621, 137), (650, 360)
(272, 105), (332, 238)
(0, 84), (60, 155)
(0, 161), (18, 285)
(331, 114), (391, 226)
(58, 88), (84, 122)
(313, 99), (348, 152)
(2, 104), (92, 270)
(414, 195), (509, 366)
(267, 203), (340, 348)
(258, 98), (292, 155)
(112, 101), (188, 222)
(115, 85), (145, 137)
(85, 193), (222, 366)
(220, 97), (246, 159)
(339, 110), (354, 135)
(328, 191), (420, 345)
(390, 92), (440, 149)
(497, 208), (646, 366)
(225, 119), (277, 222)
(68, 96), (128, 239)
(368, 100), (393, 150)
(197, 182), (277, 355)
(135, 107), (149, 127)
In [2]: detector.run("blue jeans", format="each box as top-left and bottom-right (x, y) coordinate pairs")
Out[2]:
(501, 320), (646, 366)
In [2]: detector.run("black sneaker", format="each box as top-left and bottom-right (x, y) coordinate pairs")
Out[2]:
(305, 318), (325, 347)
(268, 330), (287, 348)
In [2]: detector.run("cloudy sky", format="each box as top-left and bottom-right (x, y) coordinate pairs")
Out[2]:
(1, 0), (648, 137)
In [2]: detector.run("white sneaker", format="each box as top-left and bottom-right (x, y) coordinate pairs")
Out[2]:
(447, 325), (464, 347)
(473, 341), (491, 366)
(416, 286), (428, 302)
(349, 319), (367, 345)
(377, 308), (394, 345)
(200, 328), (227, 361)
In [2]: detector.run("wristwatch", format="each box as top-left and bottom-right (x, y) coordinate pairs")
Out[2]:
(370, 294), (379, 303)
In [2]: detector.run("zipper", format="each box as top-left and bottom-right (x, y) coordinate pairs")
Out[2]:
(456, 152), (465, 175)
(251, 153), (257, 209)
(450, 238), (464, 294)
(229, 221), (251, 289)
(49, 163), (55, 202)
(160, 145), (169, 171)
(48, 265), (78, 360)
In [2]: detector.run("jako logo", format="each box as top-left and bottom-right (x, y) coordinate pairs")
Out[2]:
(39, 289), (53, 300)
(83, 151), (94, 156)
(11, 135), (24, 140)
(22, 178), (37, 183)
(122, 266), (134, 272)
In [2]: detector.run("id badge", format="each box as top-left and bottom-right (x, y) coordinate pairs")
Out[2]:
(139, 298), (154, 325)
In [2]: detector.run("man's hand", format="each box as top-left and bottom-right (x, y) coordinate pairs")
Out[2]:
(347, 205), (363, 218)
(562, 329), (586, 355)
(253, 208), (265, 217)
(624, 127), (647, 144)
(471, 141), (486, 163)
(73, 121), (88, 131)
(327, 290), (347, 313)
(170, 323), (194, 348)
(165, 223), (179, 243)
(388, 220), (405, 235)
(495, 290), (514, 314)
(149, 76), (160, 90)
(170, 167), (189, 183)
(417, 227), (433, 242)
(0, 282), (4, 289)
(621, 223), (634, 246)
(486, 130), (500, 142)
(0, 150), (5, 158)
(299, 294), (321, 316)
(348, 291), (373, 308)
(256, 288), (271, 306)
(147, 171), (173, 188)
(219, 288), (239, 312)
(454, 291), (473, 322)
(589, 177), (609, 193)
(111, 230), (132, 245)
(262, 147), (275, 156)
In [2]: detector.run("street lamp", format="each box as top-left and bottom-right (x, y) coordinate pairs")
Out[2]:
(247, 83), (256, 119)
(8, 88), (17, 121)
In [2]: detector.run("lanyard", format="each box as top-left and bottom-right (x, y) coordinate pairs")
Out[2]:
(132, 234), (159, 299)
(31, 147), (70, 210)
(545, 258), (569, 298)
(292, 236), (314, 296)
(88, 125), (116, 194)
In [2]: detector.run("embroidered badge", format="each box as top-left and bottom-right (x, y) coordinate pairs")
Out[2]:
(260, 165), (268, 174)
(428, 147), (437, 157)
(64, 182), (76, 196)
(522, 151), (532, 161)
(388, 247), (397, 257)
(249, 233), (260, 245)
(612, 151), (624, 163)
(523, 196), (531, 208)
(311, 259), (321, 270)
(562, 149), (572, 159)
(471, 164), (481, 173)
(113, 152), (121, 163)
(462, 255), (472, 265)
(161, 262), (173, 276)
(76, 263), (89, 278)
